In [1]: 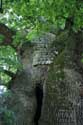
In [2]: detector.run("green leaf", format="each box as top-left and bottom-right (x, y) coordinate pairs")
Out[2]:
(0, 34), (5, 43)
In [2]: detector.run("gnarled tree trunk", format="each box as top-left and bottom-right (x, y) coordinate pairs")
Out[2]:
(0, 24), (83, 125)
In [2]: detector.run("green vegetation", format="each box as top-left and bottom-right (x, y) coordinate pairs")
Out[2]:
(0, 0), (83, 83)
(2, 0), (83, 31)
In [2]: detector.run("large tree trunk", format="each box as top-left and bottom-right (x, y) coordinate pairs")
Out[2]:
(0, 31), (83, 125)
(39, 32), (83, 125)
(4, 33), (55, 125)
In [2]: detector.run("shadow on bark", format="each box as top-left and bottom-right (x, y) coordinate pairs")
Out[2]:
(34, 84), (43, 125)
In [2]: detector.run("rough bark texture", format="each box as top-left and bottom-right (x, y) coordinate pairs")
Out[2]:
(5, 33), (56, 125)
(39, 32), (83, 125)
(0, 28), (83, 125)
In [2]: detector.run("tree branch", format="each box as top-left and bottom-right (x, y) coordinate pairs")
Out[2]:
(0, 23), (17, 50)
(3, 70), (15, 78)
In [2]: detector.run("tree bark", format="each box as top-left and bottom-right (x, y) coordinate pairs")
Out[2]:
(0, 30), (83, 125)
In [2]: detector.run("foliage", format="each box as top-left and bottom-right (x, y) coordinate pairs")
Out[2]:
(1, 0), (83, 41)
(0, 46), (19, 71)
(0, 90), (15, 125)
(0, 34), (5, 43)
(0, 0), (83, 83)
(3, 110), (15, 125)
(0, 46), (21, 84)
(2, 0), (83, 32)
(0, 107), (15, 125)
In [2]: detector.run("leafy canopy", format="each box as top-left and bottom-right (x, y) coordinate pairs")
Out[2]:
(0, 0), (83, 84)
(2, 0), (83, 31)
